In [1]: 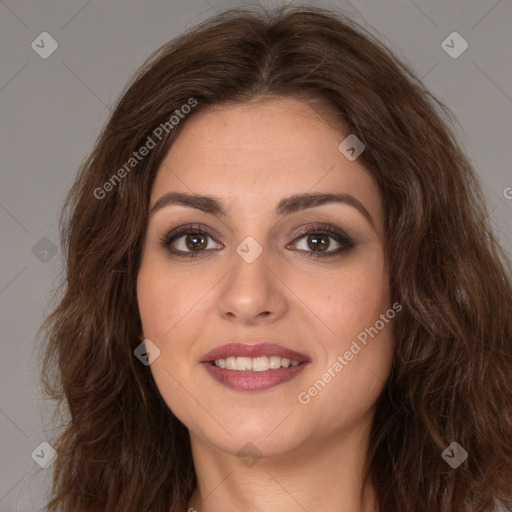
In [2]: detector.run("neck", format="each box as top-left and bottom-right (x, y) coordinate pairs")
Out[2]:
(187, 417), (378, 512)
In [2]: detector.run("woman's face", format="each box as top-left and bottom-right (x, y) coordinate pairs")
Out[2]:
(137, 97), (394, 459)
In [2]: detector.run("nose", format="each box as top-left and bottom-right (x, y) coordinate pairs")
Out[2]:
(216, 246), (288, 326)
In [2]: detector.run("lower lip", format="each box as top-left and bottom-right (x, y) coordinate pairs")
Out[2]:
(202, 362), (308, 391)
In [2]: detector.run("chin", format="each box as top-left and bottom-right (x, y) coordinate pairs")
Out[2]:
(188, 415), (306, 456)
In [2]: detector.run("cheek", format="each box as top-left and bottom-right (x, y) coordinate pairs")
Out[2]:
(290, 249), (390, 351)
(136, 261), (197, 416)
(136, 256), (218, 396)
(306, 256), (393, 420)
(136, 254), (218, 340)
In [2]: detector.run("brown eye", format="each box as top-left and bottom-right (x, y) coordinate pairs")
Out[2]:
(294, 233), (342, 253)
(184, 233), (208, 251)
(305, 234), (331, 252)
(160, 224), (223, 258)
(289, 224), (355, 259)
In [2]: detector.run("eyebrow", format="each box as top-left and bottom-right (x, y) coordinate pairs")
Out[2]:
(149, 191), (375, 228)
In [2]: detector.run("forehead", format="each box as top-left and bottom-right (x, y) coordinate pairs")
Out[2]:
(151, 97), (383, 226)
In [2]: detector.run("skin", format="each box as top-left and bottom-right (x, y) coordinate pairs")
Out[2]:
(137, 97), (394, 512)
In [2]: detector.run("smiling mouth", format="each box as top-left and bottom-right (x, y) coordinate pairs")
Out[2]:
(200, 342), (310, 391)
(210, 355), (302, 371)
(202, 361), (308, 391)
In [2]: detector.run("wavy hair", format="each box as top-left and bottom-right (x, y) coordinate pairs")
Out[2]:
(41, 5), (512, 511)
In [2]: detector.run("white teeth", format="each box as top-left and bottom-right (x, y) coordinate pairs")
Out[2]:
(237, 357), (253, 371)
(252, 356), (269, 372)
(269, 356), (282, 369)
(212, 356), (301, 370)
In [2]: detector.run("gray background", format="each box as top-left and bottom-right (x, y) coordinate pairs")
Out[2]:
(1, 0), (511, 510)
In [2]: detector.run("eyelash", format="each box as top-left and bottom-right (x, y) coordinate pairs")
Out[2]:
(158, 223), (355, 260)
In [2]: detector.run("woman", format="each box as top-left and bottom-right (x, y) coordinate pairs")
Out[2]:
(41, 5), (512, 512)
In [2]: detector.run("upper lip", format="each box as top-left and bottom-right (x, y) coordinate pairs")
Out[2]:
(201, 343), (310, 363)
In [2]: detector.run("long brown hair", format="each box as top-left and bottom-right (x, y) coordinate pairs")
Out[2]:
(41, 5), (512, 511)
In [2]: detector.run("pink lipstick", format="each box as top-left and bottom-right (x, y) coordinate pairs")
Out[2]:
(201, 343), (310, 391)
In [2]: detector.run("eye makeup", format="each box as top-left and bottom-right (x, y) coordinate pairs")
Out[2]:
(158, 222), (356, 260)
